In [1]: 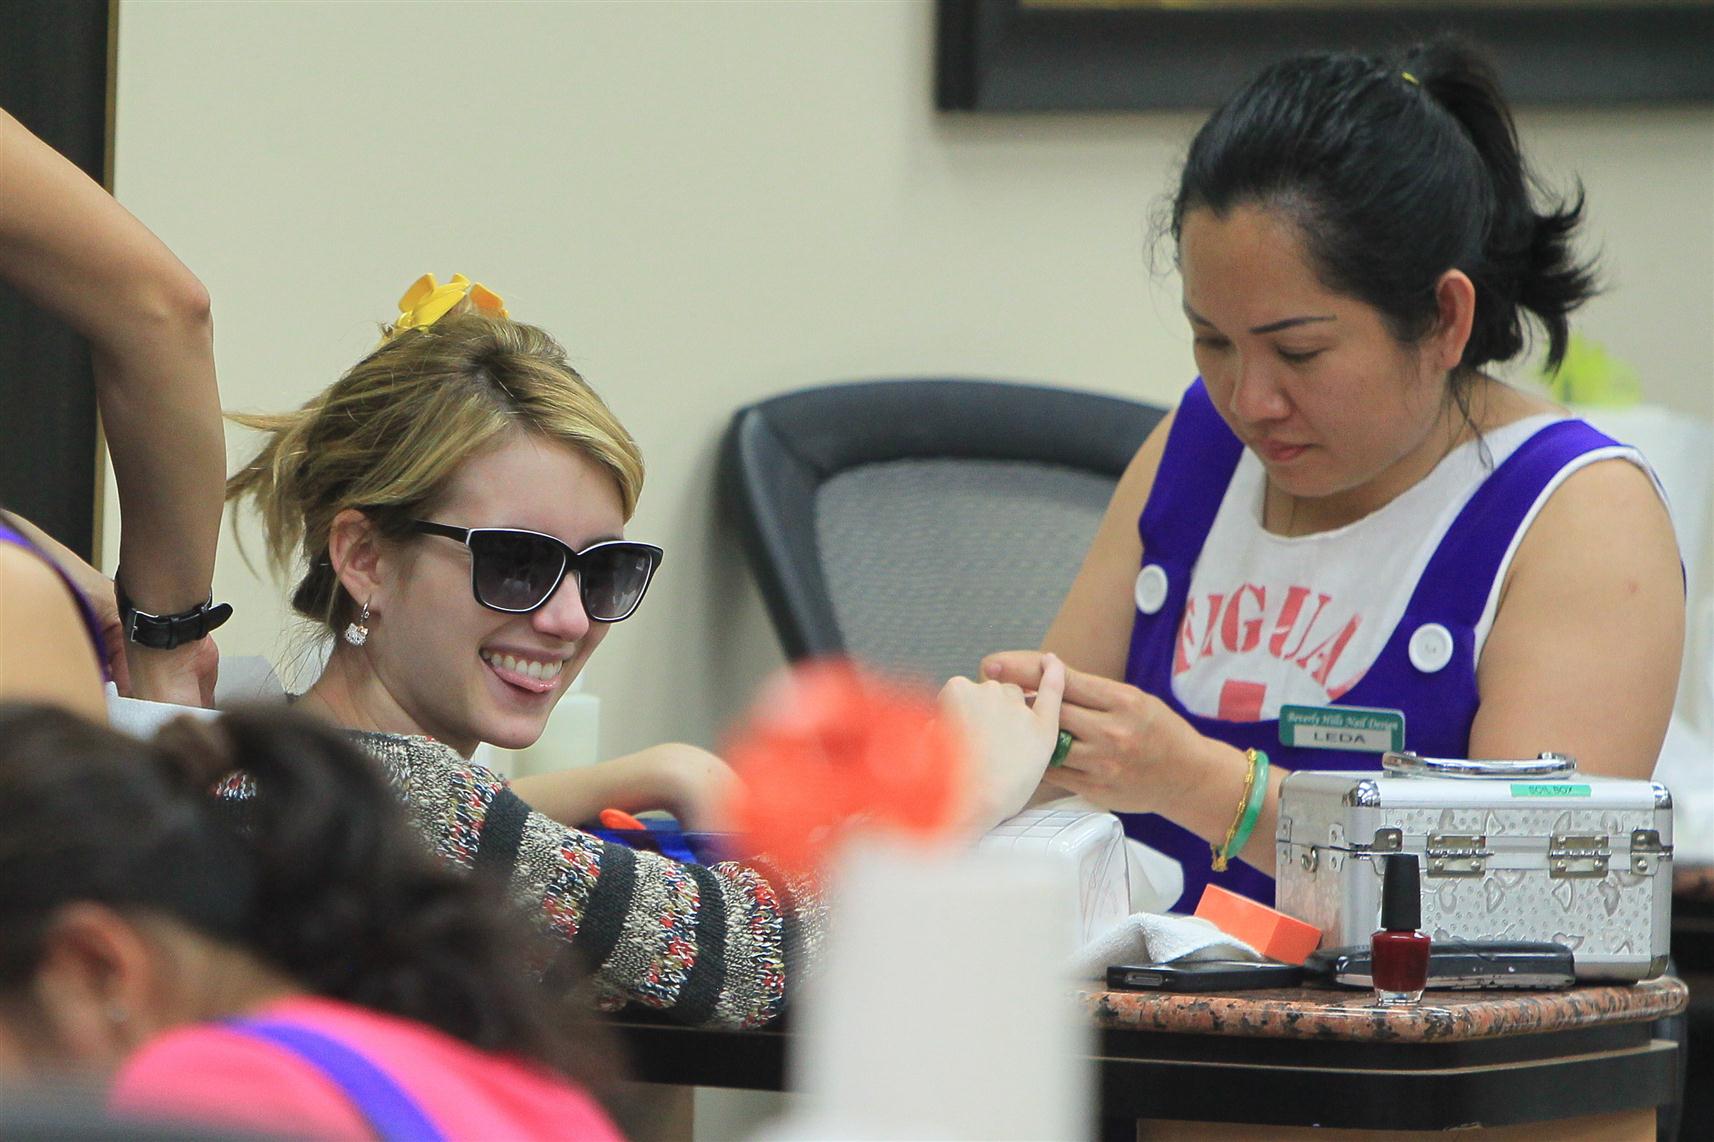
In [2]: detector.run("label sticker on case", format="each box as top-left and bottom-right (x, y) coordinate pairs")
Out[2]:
(1511, 783), (1592, 798)
(1279, 705), (1405, 752)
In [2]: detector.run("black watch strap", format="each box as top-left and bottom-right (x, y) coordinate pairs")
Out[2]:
(115, 578), (234, 650)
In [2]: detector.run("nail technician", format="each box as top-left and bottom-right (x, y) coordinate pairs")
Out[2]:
(983, 38), (1684, 911)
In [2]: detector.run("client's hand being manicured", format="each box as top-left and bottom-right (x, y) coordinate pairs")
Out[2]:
(938, 653), (1066, 833)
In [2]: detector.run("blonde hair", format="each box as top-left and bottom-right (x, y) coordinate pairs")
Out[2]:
(226, 310), (645, 632)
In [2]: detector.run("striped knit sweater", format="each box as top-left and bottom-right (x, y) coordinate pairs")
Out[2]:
(352, 731), (825, 1030)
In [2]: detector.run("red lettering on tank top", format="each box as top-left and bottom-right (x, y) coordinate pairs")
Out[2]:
(1178, 583), (1363, 699)
(1268, 587), (1331, 659)
(1218, 679), (1267, 722)
(1221, 584), (1266, 653)
(1174, 597), (1198, 673)
(1197, 593), (1226, 661)
(1296, 614), (1363, 686)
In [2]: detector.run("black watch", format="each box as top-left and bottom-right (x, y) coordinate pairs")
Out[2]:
(115, 578), (234, 650)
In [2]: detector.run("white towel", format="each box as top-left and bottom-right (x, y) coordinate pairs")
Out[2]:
(1070, 911), (1261, 980)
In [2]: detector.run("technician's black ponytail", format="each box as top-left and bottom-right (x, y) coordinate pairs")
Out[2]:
(1400, 39), (1594, 372)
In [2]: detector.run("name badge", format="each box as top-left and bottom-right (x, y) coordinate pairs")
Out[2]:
(1279, 704), (1405, 753)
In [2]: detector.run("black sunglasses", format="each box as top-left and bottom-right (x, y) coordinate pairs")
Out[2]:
(409, 521), (663, 621)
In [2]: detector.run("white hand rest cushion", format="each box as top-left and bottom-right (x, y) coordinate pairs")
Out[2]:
(979, 805), (1131, 949)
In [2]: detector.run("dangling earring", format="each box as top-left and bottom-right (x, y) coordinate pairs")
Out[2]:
(344, 602), (371, 647)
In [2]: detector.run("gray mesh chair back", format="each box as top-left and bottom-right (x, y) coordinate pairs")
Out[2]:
(721, 379), (1167, 684)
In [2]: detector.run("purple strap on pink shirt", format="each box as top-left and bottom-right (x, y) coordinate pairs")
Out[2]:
(1122, 378), (1624, 910)
(224, 1018), (448, 1142)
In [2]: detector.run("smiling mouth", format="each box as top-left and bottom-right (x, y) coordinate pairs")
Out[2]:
(479, 650), (567, 694)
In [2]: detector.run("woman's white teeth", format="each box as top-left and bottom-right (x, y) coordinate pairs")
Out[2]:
(482, 652), (564, 680)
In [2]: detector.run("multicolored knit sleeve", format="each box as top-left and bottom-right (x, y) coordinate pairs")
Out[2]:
(351, 732), (825, 1030)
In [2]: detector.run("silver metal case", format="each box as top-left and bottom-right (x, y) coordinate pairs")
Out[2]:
(1275, 753), (1673, 980)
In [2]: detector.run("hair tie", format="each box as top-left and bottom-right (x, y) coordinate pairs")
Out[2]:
(388, 273), (509, 339)
(1400, 71), (1420, 87)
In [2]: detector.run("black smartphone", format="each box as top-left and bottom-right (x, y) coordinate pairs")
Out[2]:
(1303, 940), (1576, 991)
(1106, 960), (1304, 992)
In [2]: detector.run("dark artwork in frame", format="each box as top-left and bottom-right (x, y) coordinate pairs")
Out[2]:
(936, 0), (1714, 111)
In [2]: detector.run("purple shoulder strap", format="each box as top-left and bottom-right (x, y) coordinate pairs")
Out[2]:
(225, 1018), (448, 1142)
(1137, 378), (1243, 562)
(1407, 420), (1625, 625)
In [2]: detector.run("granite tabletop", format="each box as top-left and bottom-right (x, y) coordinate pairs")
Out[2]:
(1080, 974), (1687, 1043)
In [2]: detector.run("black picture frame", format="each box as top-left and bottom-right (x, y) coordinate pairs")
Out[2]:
(937, 1), (1714, 111)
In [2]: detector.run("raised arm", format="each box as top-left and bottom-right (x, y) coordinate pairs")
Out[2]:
(1468, 458), (1683, 778)
(0, 108), (223, 705)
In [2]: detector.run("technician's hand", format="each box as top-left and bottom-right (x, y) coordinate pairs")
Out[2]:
(939, 652), (1066, 833)
(982, 650), (1206, 816)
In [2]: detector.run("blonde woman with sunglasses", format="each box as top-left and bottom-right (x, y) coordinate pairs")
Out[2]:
(227, 276), (1061, 1027)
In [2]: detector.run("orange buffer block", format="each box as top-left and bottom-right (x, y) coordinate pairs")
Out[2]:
(1194, 884), (1323, 966)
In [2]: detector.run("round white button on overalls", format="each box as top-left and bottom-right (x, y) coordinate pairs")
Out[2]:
(1134, 564), (1169, 614)
(1408, 623), (1454, 673)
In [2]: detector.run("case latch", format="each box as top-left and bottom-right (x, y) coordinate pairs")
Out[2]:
(1426, 832), (1489, 877)
(1629, 829), (1671, 875)
(1549, 833), (1610, 878)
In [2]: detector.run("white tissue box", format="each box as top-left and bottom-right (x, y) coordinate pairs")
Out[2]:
(980, 808), (1131, 947)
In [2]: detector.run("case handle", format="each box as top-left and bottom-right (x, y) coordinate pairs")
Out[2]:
(1382, 751), (1578, 778)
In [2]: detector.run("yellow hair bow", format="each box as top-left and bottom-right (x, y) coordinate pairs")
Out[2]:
(390, 273), (509, 336)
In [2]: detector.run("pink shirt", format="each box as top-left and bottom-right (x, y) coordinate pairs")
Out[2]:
(110, 996), (620, 1141)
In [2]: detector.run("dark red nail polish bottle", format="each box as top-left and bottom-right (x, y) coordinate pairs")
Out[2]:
(1372, 852), (1431, 1006)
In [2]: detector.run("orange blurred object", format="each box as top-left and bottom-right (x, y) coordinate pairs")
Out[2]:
(1193, 884), (1323, 966)
(720, 659), (970, 879)
(598, 808), (646, 831)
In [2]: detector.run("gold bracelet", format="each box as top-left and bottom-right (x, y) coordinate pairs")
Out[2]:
(1210, 748), (1261, 873)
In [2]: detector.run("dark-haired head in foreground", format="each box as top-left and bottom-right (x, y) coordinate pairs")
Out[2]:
(0, 703), (614, 1095)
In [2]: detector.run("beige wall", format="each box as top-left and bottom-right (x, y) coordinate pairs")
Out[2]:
(109, 1), (1714, 757)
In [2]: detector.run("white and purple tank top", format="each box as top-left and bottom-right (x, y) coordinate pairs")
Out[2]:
(1122, 378), (1651, 910)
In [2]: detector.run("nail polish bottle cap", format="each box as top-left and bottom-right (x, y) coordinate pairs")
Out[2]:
(1380, 852), (1421, 931)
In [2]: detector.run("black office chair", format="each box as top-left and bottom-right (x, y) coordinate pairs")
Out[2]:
(720, 378), (1167, 684)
